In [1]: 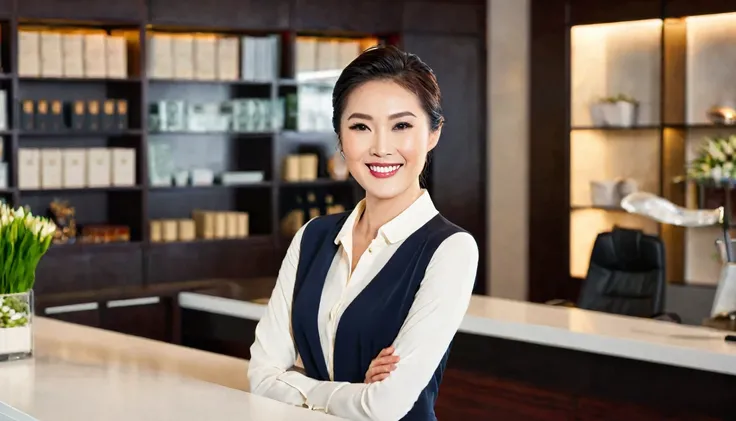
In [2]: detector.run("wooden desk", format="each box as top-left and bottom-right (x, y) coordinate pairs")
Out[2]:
(178, 284), (736, 421)
(0, 317), (344, 421)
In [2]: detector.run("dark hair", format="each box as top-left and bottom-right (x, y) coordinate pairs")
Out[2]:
(332, 45), (444, 139)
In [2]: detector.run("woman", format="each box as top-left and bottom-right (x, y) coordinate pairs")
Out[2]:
(248, 45), (478, 421)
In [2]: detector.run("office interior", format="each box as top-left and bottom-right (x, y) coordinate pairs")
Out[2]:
(0, 0), (734, 420)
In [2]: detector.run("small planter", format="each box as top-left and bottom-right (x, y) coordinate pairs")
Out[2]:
(589, 103), (608, 127)
(615, 101), (638, 127)
(590, 180), (621, 207)
(589, 96), (639, 127)
(0, 290), (34, 362)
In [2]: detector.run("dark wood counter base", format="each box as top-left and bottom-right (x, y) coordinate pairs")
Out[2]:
(437, 332), (733, 421)
(180, 307), (734, 421)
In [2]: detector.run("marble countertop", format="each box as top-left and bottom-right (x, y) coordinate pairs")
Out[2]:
(179, 285), (736, 376)
(0, 317), (343, 421)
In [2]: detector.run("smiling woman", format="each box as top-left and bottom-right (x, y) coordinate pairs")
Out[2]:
(247, 45), (478, 421)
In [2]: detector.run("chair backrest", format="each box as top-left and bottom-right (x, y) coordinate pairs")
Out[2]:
(577, 227), (666, 317)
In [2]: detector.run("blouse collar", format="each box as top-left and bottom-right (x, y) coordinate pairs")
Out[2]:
(334, 190), (438, 246)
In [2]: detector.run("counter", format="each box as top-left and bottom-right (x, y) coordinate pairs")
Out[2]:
(177, 280), (736, 421)
(0, 317), (343, 421)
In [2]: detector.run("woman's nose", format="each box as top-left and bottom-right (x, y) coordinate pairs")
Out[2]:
(370, 130), (391, 157)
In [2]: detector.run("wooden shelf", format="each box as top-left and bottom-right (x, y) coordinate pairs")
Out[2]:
(148, 235), (272, 247)
(48, 241), (142, 253)
(148, 131), (274, 137)
(20, 186), (143, 193)
(571, 125), (661, 131)
(18, 76), (141, 83)
(148, 78), (273, 86)
(19, 130), (143, 137)
(149, 182), (272, 191)
(280, 179), (353, 188)
(570, 205), (627, 212)
(664, 123), (736, 130)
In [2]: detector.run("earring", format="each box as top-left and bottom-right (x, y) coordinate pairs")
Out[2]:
(340, 150), (345, 159)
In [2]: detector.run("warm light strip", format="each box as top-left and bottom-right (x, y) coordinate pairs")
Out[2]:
(571, 18), (662, 31)
(685, 12), (736, 24)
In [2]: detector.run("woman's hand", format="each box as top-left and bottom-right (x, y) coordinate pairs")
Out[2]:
(364, 346), (400, 383)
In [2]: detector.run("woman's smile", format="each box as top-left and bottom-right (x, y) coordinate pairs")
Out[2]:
(367, 163), (404, 178)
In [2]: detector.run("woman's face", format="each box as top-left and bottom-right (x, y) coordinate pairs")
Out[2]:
(339, 79), (441, 201)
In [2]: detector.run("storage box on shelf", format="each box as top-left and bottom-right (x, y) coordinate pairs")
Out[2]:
(18, 26), (137, 80)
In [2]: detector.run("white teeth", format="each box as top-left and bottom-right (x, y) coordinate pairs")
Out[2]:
(369, 165), (401, 174)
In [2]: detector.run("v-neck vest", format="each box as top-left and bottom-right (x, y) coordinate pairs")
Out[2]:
(291, 212), (465, 421)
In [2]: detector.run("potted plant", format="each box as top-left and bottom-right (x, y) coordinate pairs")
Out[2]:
(0, 203), (56, 362)
(590, 94), (640, 127)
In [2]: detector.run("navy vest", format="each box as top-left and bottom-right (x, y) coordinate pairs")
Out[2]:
(291, 211), (465, 421)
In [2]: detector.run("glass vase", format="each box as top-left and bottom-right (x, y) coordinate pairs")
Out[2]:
(0, 290), (34, 362)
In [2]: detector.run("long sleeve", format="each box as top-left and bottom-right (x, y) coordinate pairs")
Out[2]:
(283, 232), (479, 420)
(247, 221), (322, 405)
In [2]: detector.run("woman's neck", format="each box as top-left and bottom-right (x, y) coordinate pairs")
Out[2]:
(356, 183), (423, 239)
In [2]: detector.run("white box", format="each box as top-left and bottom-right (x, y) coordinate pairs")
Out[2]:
(40, 148), (62, 189)
(86, 148), (111, 187)
(105, 35), (128, 79)
(18, 148), (41, 189)
(111, 148), (136, 186)
(84, 33), (107, 78)
(61, 33), (84, 77)
(62, 148), (86, 188)
(0, 162), (8, 189)
(193, 36), (216, 80)
(40, 31), (63, 77)
(18, 31), (40, 77)
(172, 35), (194, 79)
(216, 36), (239, 80)
(0, 90), (7, 130)
(148, 34), (173, 79)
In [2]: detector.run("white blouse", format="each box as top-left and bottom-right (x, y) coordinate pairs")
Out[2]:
(248, 190), (479, 421)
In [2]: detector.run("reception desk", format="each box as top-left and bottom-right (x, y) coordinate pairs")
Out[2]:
(0, 317), (343, 421)
(177, 280), (736, 421)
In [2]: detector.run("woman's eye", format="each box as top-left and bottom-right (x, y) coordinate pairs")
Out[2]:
(393, 122), (413, 131)
(349, 123), (369, 131)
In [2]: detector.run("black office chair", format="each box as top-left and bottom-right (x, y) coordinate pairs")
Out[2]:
(549, 227), (678, 321)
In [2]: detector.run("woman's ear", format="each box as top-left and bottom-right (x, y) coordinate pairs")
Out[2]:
(428, 121), (443, 152)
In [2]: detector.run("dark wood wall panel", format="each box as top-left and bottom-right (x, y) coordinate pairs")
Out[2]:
(34, 244), (144, 294)
(568, 0), (662, 25)
(665, 0), (736, 18)
(528, 0), (570, 303)
(17, 0), (144, 22)
(146, 238), (279, 284)
(402, 2), (484, 35)
(401, 33), (486, 294)
(0, 0), (13, 18)
(148, 0), (290, 30)
(292, 0), (401, 34)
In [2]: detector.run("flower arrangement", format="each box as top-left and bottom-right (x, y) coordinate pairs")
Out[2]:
(0, 204), (56, 332)
(687, 135), (736, 183)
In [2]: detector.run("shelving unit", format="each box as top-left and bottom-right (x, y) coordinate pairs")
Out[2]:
(0, 16), (383, 287)
(568, 11), (736, 285)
